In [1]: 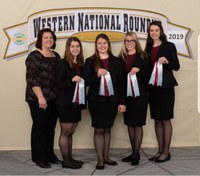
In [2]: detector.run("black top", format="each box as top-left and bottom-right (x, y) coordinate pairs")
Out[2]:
(55, 59), (85, 108)
(119, 52), (150, 97)
(147, 41), (180, 88)
(25, 50), (61, 101)
(83, 55), (125, 105)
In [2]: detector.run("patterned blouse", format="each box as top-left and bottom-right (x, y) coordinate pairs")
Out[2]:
(25, 50), (61, 101)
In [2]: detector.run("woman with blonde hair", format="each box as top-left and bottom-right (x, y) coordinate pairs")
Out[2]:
(119, 32), (150, 165)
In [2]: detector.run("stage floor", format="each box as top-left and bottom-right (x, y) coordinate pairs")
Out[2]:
(0, 147), (200, 175)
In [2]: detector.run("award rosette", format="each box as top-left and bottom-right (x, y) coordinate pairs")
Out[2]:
(127, 74), (140, 97)
(149, 62), (163, 86)
(99, 72), (114, 96)
(72, 78), (85, 105)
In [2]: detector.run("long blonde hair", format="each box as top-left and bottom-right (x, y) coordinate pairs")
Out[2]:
(119, 32), (145, 61)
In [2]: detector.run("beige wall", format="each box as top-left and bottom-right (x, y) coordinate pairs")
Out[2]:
(0, 0), (200, 150)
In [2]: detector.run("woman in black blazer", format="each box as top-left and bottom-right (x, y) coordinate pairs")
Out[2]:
(119, 32), (149, 166)
(83, 33), (126, 170)
(56, 37), (84, 169)
(145, 21), (180, 163)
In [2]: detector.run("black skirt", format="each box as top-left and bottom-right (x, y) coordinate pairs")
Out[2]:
(57, 105), (81, 123)
(149, 86), (175, 120)
(123, 96), (148, 126)
(88, 100), (118, 128)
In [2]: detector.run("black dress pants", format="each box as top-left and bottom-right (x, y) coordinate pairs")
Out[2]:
(27, 100), (58, 163)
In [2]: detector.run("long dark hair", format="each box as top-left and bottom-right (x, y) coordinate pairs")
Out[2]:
(144, 21), (167, 56)
(92, 33), (113, 72)
(35, 28), (56, 49)
(63, 36), (84, 68)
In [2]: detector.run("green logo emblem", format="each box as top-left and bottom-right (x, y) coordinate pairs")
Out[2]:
(13, 33), (26, 45)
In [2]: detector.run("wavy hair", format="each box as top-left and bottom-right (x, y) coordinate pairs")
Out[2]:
(35, 28), (56, 50)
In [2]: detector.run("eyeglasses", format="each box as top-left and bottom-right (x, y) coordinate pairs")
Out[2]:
(124, 40), (135, 44)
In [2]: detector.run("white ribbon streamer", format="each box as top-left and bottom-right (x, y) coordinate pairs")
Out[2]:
(99, 71), (114, 96)
(72, 78), (85, 105)
(149, 62), (163, 86)
(127, 74), (140, 97)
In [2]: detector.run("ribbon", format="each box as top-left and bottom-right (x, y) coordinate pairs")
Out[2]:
(99, 72), (114, 96)
(127, 74), (140, 97)
(72, 78), (85, 105)
(149, 62), (163, 86)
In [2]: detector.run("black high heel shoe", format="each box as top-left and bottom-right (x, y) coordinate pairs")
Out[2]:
(155, 153), (171, 163)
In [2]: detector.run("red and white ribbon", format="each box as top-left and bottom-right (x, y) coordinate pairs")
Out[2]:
(127, 74), (140, 97)
(99, 72), (114, 96)
(72, 78), (85, 105)
(149, 62), (163, 86)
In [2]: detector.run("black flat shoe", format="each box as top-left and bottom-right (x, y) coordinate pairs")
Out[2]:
(155, 153), (171, 163)
(148, 153), (160, 161)
(71, 158), (84, 165)
(131, 158), (139, 166)
(36, 162), (51, 168)
(131, 153), (140, 166)
(50, 158), (62, 164)
(62, 161), (82, 169)
(149, 156), (159, 161)
(104, 160), (118, 166)
(122, 153), (141, 162)
(96, 163), (105, 170)
(122, 154), (133, 162)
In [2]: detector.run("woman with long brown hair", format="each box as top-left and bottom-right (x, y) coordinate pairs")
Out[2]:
(56, 36), (85, 169)
(83, 33), (126, 170)
(145, 21), (180, 163)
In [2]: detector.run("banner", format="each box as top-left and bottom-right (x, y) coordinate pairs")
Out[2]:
(3, 7), (191, 58)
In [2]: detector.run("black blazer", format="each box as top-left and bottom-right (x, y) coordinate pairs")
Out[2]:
(55, 59), (84, 107)
(148, 41), (180, 88)
(83, 55), (125, 105)
(120, 52), (149, 97)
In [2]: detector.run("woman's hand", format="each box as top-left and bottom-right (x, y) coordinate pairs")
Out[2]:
(130, 67), (140, 75)
(32, 86), (47, 110)
(72, 75), (82, 83)
(118, 105), (126, 113)
(97, 68), (107, 77)
(38, 96), (48, 110)
(158, 57), (169, 64)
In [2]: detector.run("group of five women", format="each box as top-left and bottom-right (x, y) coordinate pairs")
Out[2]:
(25, 21), (180, 169)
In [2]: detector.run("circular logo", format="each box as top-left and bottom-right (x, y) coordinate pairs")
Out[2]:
(13, 33), (26, 45)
